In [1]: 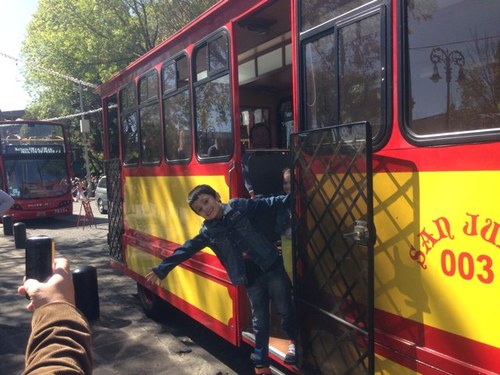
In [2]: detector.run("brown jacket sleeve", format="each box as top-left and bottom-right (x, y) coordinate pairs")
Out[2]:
(24, 302), (92, 374)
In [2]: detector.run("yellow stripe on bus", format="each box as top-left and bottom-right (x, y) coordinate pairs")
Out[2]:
(126, 244), (234, 325)
(123, 175), (229, 245)
(375, 354), (420, 375)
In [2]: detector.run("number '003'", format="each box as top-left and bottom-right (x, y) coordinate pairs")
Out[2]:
(441, 249), (494, 284)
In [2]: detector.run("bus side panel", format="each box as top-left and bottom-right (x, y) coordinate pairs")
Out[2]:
(124, 240), (240, 345)
(372, 150), (500, 374)
(119, 173), (243, 345)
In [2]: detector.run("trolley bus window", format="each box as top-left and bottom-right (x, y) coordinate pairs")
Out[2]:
(405, 0), (500, 140)
(209, 35), (229, 72)
(194, 34), (233, 159)
(303, 11), (384, 139)
(301, 0), (370, 32)
(105, 95), (120, 160)
(139, 71), (161, 164)
(163, 55), (192, 162)
(304, 33), (337, 130)
(0, 123), (65, 149)
(120, 84), (139, 165)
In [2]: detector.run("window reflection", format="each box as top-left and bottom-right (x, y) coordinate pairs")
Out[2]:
(194, 33), (233, 159)
(305, 33), (337, 129)
(163, 55), (191, 162)
(301, 0), (370, 32)
(162, 62), (176, 94)
(195, 75), (233, 158)
(121, 113), (139, 165)
(138, 72), (161, 164)
(164, 91), (192, 160)
(105, 96), (120, 159)
(303, 13), (383, 138)
(339, 15), (382, 129)
(407, 0), (500, 135)
(120, 85), (139, 165)
(140, 103), (161, 163)
(209, 36), (229, 72)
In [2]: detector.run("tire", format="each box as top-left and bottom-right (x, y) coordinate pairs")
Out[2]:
(97, 199), (107, 214)
(137, 283), (167, 320)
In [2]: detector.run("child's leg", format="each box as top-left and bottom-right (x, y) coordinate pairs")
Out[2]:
(268, 265), (297, 364)
(246, 279), (271, 368)
(268, 266), (296, 340)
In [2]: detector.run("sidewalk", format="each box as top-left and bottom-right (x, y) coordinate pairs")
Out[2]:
(0, 204), (238, 374)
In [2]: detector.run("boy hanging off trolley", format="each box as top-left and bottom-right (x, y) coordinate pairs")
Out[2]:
(146, 184), (296, 374)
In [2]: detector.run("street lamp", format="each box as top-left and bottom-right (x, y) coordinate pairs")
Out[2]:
(429, 47), (465, 129)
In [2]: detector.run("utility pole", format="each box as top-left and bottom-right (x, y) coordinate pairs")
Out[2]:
(78, 83), (91, 190)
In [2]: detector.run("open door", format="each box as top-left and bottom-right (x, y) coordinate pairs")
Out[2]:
(291, 122), (374, 374)
(104, 158), (124, 264)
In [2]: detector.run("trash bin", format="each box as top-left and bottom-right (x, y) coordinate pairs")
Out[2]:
(14, 222), (27, 249)
(72, 265), (100, 321)
(3, 214), (13, 236)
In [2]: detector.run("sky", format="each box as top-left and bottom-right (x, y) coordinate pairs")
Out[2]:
(0, 1), (38, 111)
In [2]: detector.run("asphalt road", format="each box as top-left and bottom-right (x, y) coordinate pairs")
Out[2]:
(0, 199), (255, 375)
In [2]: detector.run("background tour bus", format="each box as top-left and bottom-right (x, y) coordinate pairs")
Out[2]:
(0, 120), (73, 221)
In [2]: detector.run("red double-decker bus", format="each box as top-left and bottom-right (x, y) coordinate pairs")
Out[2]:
(97, 1), (500, 374)
(0, 120), (73, 221)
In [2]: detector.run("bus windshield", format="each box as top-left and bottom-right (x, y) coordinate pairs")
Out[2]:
(5, 159), (70, 199)
(0, 121), (71, 199)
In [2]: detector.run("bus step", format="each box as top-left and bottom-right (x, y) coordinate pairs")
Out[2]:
(242, 331), (301, 374)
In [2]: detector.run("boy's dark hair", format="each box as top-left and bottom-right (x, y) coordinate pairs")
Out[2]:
(187, 184), (217, 206)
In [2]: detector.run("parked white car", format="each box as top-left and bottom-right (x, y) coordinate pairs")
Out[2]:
(94, 176), (108, 214)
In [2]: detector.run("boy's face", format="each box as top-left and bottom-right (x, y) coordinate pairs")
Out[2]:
(190, 193), (223, 220)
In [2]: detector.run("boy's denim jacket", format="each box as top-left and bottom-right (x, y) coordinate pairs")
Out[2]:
(152, 194), (289, 285)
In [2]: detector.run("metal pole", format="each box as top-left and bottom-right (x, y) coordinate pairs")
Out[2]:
(79, 83), (91, 189)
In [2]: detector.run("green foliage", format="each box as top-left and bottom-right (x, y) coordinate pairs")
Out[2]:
(21, 0), (217, 175)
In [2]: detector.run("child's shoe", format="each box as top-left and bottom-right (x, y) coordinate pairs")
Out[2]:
(284, 342), (296, 364)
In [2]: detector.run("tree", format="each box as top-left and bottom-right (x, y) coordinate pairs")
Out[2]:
(21, 0), (217, 176)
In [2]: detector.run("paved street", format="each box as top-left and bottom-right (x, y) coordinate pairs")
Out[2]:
(0, 200), (250, 375)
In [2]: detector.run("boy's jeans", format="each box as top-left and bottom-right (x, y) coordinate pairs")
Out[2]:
(246, 263), (295, 367)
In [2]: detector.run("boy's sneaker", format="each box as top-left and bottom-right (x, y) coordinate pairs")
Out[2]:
(254, 365), (271, 374)
(284, 342), (296, 364)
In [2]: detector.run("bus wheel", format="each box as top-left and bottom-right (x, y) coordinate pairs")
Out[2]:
(137, 283), (166, 320)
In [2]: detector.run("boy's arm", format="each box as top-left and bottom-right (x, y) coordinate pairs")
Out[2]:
(246, 194), (290, 214)
(152, 233), (208, 279)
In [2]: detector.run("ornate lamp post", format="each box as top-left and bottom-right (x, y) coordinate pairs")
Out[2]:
(430, 47), (465, 129)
